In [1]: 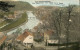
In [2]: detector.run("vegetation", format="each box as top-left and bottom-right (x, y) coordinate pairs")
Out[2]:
(0, 20), (8, 27)
(0, 1), (15, 12)
(59, 45), (79, 50)
(6, 1), (36, 11)
(36, 5), (80, 50)
(48, 42), (79, 50)
(0, 1), (35, 31)
(48, 42), (79, 46)
(34, 39), (43, 43)
(0, 12), (28, 32)
(0, 1), (15, 27)
(4, 12), (14, 16)
(0, 1), (35, 32)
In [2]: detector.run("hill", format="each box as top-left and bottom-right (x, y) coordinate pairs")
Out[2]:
(5, 1), (36, 11)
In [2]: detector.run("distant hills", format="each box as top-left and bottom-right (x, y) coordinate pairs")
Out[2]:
(5, 1), (36, 11)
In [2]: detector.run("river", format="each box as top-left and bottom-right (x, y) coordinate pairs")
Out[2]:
(7, 11), (40, 35)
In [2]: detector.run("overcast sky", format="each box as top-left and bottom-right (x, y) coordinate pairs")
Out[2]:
(18, 0), (79, 2)
(18, 0), (79, 5)
(0, 0), (79, 6)
(0, 0), (79, 4)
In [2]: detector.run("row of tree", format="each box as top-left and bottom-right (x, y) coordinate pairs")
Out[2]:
(51, 5), (80, 49)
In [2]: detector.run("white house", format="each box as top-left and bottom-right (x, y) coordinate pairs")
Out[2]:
(47, 40), (58, 44)
(16, 31), (33, 48)
(43, 30), (59, 46)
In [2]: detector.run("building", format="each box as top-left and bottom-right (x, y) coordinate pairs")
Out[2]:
(44, 30), (54, 42)
(0, 32), (7, 46)
(43, 30), (59, 46)
(4, 11), (24, 19)
(16, 31), (33, 48)
(47, 40), (58, 44)
(0, 36), (7, 46)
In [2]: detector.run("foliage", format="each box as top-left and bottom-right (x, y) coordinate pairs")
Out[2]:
(59, 45), (79, 50)
(0, 1), (15, 12)
(0, 12), (28, 31)
(7, 1), (36, 11)
(34, 38), (43, 43)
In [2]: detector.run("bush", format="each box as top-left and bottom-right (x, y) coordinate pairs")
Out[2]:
(58, 42), (79, 50)
(34, 39), (43, 43)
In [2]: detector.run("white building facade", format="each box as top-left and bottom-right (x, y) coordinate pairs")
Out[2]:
(23, 35), (33, 47)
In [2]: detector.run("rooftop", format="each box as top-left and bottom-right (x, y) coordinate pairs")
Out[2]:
(16, 31), (33, 41)
(0, 36), (7, 45)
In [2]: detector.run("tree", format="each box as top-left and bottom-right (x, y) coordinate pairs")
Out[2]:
(64, 5), (74, 47)
(51, 5), (75, 49)
(52, 9), (63, 49)
(0, 1), (15, 18)
(0, 1), (15, 12)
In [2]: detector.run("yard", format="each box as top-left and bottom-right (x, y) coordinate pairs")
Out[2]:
(0, 12), (28, 32)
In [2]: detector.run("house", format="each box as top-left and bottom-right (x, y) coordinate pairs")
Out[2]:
(43, 30), (59, 46)
(16, 31), (33, 48)
(44, 30), (54, 42)
(0, 36), (7, 46)
(4, 11), (23, 20)
(47, 40), (58, 44)
(8, 14), (15, 19)
(0, 32), (7, 46)
(5, 33), (17, 44)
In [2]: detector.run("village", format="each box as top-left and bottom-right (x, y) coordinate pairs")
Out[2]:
(0, 9), (59, 50)
(0, 0), (80, 50)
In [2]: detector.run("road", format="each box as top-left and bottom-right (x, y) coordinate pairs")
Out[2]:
(6, 11), (40, 35)
(45, 46), (58, 50)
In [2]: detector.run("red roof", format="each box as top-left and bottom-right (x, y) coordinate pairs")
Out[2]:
(0, 36), (7, 45)
(16, 31), (33, 42)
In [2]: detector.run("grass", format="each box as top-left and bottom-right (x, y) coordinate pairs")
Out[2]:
(48, 42), (79, 50)
(59, 45), (79, 50)
(4, 12), (14, 16)
(0, 18), (13, 27)
(0, 12), (28, 32)
(48, 42), (79, 46)
(0, 20), (8, 27)
(7, 1), (36, 11)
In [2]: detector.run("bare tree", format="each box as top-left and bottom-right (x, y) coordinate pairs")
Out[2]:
(52, 9), (63, 49)
(51, 5), (75, 48)
(64, 5), (74, 47)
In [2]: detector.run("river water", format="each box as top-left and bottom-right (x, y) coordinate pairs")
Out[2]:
(7, 11), (40, 35)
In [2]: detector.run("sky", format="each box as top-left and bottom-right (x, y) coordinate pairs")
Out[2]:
(0, 0), (79, 6)
(0, 0), (79, 3)
(18, 0), (79, 3)
(0, 0), (79, 4)
(18, 0), (79, 5)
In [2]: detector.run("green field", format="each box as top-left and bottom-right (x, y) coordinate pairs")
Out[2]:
(0, 20), (8, 27)
(0, 12), (28, 32)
